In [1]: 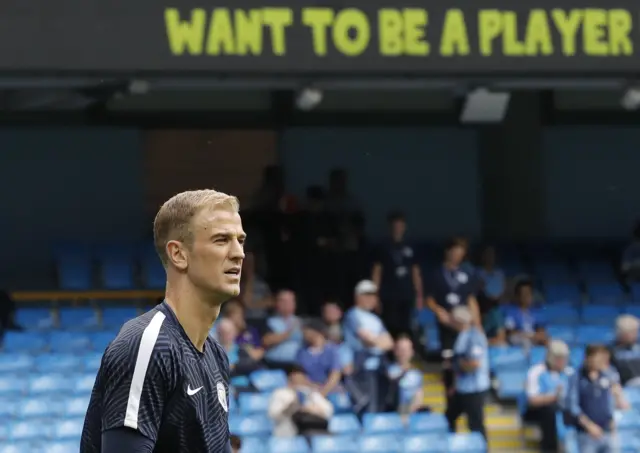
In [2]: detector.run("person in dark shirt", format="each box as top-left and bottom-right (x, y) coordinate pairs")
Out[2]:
(503, 280), (548, 346)
(609, 314), (640, 386)
(81, 190), (246, 453)
(371, 211), (423, 337)
(425, 237), (481, 402)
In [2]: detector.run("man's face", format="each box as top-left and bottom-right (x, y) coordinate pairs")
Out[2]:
(587, 351), (609, 371)
(303, 328), (324, 346)
(550, 355), (568, 371)
(390, 219), (406, 240)
(357, 293), (378, 311)
(620, 328), (638, 345)
(394, 338), (414, 363)
(276, 291), (296, 317)
(447, 245), (466, 266)
(517, 285), (534, 308)
(180, 207), (246, 300)
(322, 303), (342, 324)
(218, 321), (237, 344)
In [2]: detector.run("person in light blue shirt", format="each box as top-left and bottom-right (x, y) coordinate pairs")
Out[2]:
(446, 305), (489, 438)
(262, 289), (303, 366)
(503, 280), (548, 346)
(343, 279), (394, 412)
(386, 335), (428, 415)
(523, 339), (571, 452)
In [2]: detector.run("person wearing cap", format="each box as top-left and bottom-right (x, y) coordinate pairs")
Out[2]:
(523, 339), (572, 452)
(371, 211), (423, 337)
(564, 344), (617, 453)
(446, 305), (489, 438)
(343, 279), (394, 412)
(296, 319), (342, 396)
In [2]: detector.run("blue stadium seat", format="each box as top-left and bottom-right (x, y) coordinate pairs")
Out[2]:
(63, 396), (91, 417)
(328, 413), (361, 434)
(231, 375), (251, 388)
(96, 244), (136, 290)
(9, 420), (49, 440)
(54, 243), (92, 290)
(569, 347), (585, 368)
(311, 435), (359, 453)
(269, 436), (310, 453)
(15, 308), (55, 330)
(359, 434), (401, 452)
(618, 431), (640, 452)
(140, 243), (166, 289)
(631, 283), (640, 302)
(49, 332), (91, 353)
(580, 305), (621, 325)
(238, 392), (271, 414)
(529, 346), (546, 365)
(34, 354), (82, 374)
(0, 375), (27, 396)
(17, 397), (63, 419)
(362, 413), (404, 434)
(544, 284), (582, 305)
(241, 437), (267, 453)
(0, 443), (38, 453)
(82, 353), (103, 373)
(2, 332), (48, 353)
(495, 370), (526, 400)
(0, 354), (34, 373)
(249, 370), (287, 392)
(448, 432), (487, 452)
(541, 305), (580, 325)
(327, 392), (352, 413)
(229, 414), (273, 437)
(416, 309), (436, 327)
(408, 412), (448, 433)
(546, 325), (576, 344)
(74, 373), (96, 394)
(101, 307), (138, 329)
(0, 398), (19, 419)
(575, 326), (614, 345)
(536, 262), (574, 283)
(403, 434), (448, 452)
(577, 261), (616, 283)
(58, 308), (100, 331)
(488, 347), (527, 371)
(624, 305), (640, 318)
(89, 331), (117, 352)
(52, 418), (84, 440)
(616, 410), (640, 432)
(42, 441), (81, 453)
(586, 283), (625, 304)
(28, 374), (74, 395)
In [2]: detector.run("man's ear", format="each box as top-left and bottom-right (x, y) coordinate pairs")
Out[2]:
(166, 240), (188, 271)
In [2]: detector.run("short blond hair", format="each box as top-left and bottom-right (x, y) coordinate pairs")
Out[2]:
(153, 189), (239, 267)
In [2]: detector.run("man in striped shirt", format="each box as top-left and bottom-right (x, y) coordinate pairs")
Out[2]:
(81, 189), (246, 453)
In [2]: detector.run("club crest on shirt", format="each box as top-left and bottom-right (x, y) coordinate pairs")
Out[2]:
(216, 382), (228, 412)
(457, 272), (468, 284)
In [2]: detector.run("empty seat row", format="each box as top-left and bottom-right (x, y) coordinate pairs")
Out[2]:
(0, 418), (84, 442)
(0, 352), (102, 374)
(0, 441), (79, 453)
(2, 331), (117, 353)
(0, 373), (95, 396)
(15, 307), (138, 331)
(0, 397), (89, 419)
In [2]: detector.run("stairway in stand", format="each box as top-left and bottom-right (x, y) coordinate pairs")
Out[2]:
(422, 372), (541, 452)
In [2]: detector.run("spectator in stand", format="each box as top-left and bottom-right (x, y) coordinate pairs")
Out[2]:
(263, 289), (303, 367)
(239, 250), (272, 318)
(476, 246), (506, 305)
(343, 279), (394, 412)
(296, 320), (342, 395)
(621, 221), (640, 281)
(446, 305), (489, 439)
(224, 300), (265, 363)
(523, 339), (571, 453)
(230, 435), (241, 453)
(217, 318), (240, 370)
(325, 168), (360, 219)
(425, 237), (481, 402)
(268, 365), (334, 437)
(321, 300), (344, 344)
(609, 314), (640, 386)
(504, 280), (548, 346)
(386, 335), (429, 417)
(372, 211), (423, 337)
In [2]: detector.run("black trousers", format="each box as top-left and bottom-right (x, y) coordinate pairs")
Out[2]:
(439, 323), (459, 400)
(381, 299), (413, 338)
(446, 391), (486, 439)
(524, 405), (558, 452)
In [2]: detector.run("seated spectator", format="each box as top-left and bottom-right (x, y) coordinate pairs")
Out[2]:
(621, 221), (640, 281)
(217, 318), (240, 370)
(481, 302), (507, 346)
(503, 280), (548, 346)
(240, 250), (272, 318)
(321, 300), (344, 343)
(386, 335), (429, 416)
(297, 320), (342, 395)
(523, 339), (571, 453)
(343, 280), (394, 412)
(230, 435), (241, 453)
(263, 289), (303, 367)
(224, 300), (264, 362)
(268, 365), (334, 437)
(610, 314), (640, 386)
(475, 245), (506, 305)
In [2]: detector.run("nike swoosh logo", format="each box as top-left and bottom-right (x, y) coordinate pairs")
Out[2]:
(187, 385), (203, 396)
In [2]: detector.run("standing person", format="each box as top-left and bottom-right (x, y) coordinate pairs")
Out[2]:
(565, 345), (617, 453)
(81, 190), (245, 453)
(371, 211), (423, 337)
(425, 237), (481, 402)
(445, 306), (489, 439)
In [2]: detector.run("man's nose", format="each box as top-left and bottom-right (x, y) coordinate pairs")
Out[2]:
(230, 240), (245, 259)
